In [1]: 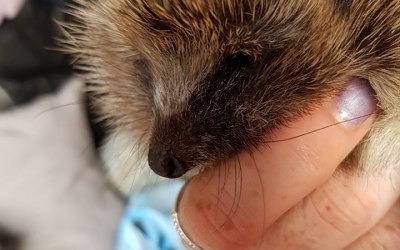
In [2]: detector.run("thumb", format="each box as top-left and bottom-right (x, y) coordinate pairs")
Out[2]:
(176, 79), (376, 249)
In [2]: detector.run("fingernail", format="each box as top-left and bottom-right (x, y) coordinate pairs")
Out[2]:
(336, 78), (376, 125)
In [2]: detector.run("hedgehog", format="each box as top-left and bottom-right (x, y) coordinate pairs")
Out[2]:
(64, 0), (400, 193)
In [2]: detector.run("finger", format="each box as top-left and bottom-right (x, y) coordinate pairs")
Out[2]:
(178, 80), (376, 249)
(344, 199), (400, 250)
(260, 168), (400, 249)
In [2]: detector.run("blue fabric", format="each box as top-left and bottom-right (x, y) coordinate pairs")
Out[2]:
(116, 181), (186, 250)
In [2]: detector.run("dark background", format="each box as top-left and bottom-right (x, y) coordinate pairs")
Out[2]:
(0, 0), (72, 109)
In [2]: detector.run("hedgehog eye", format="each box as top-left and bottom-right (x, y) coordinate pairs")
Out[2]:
(227, 53), (253, 67)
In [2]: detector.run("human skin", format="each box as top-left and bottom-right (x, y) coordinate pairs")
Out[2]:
(178, 83), (400, 249)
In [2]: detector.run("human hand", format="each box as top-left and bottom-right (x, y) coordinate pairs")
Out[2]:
(176, 80), (400, 249)
(0, 79), (123, 250)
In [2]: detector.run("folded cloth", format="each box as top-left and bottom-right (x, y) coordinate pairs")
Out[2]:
(117, 181), (186, 250)
(0, 0), (26, 24)
(0, 78), (124, 249)
(0, 77), (186, 249)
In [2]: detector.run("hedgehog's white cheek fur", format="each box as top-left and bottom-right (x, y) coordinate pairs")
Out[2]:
(100, 131), (168, 194)
(359, 117), (400, 173)
(100, 130), (206, 194)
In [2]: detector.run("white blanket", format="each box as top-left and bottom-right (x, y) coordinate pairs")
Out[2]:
(0, 79), (123, 250)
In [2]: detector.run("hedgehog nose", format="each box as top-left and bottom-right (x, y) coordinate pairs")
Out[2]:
(148, 144), (186, 178)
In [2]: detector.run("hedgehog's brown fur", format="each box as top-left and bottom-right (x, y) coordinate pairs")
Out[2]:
(65, 0), (400, 192)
